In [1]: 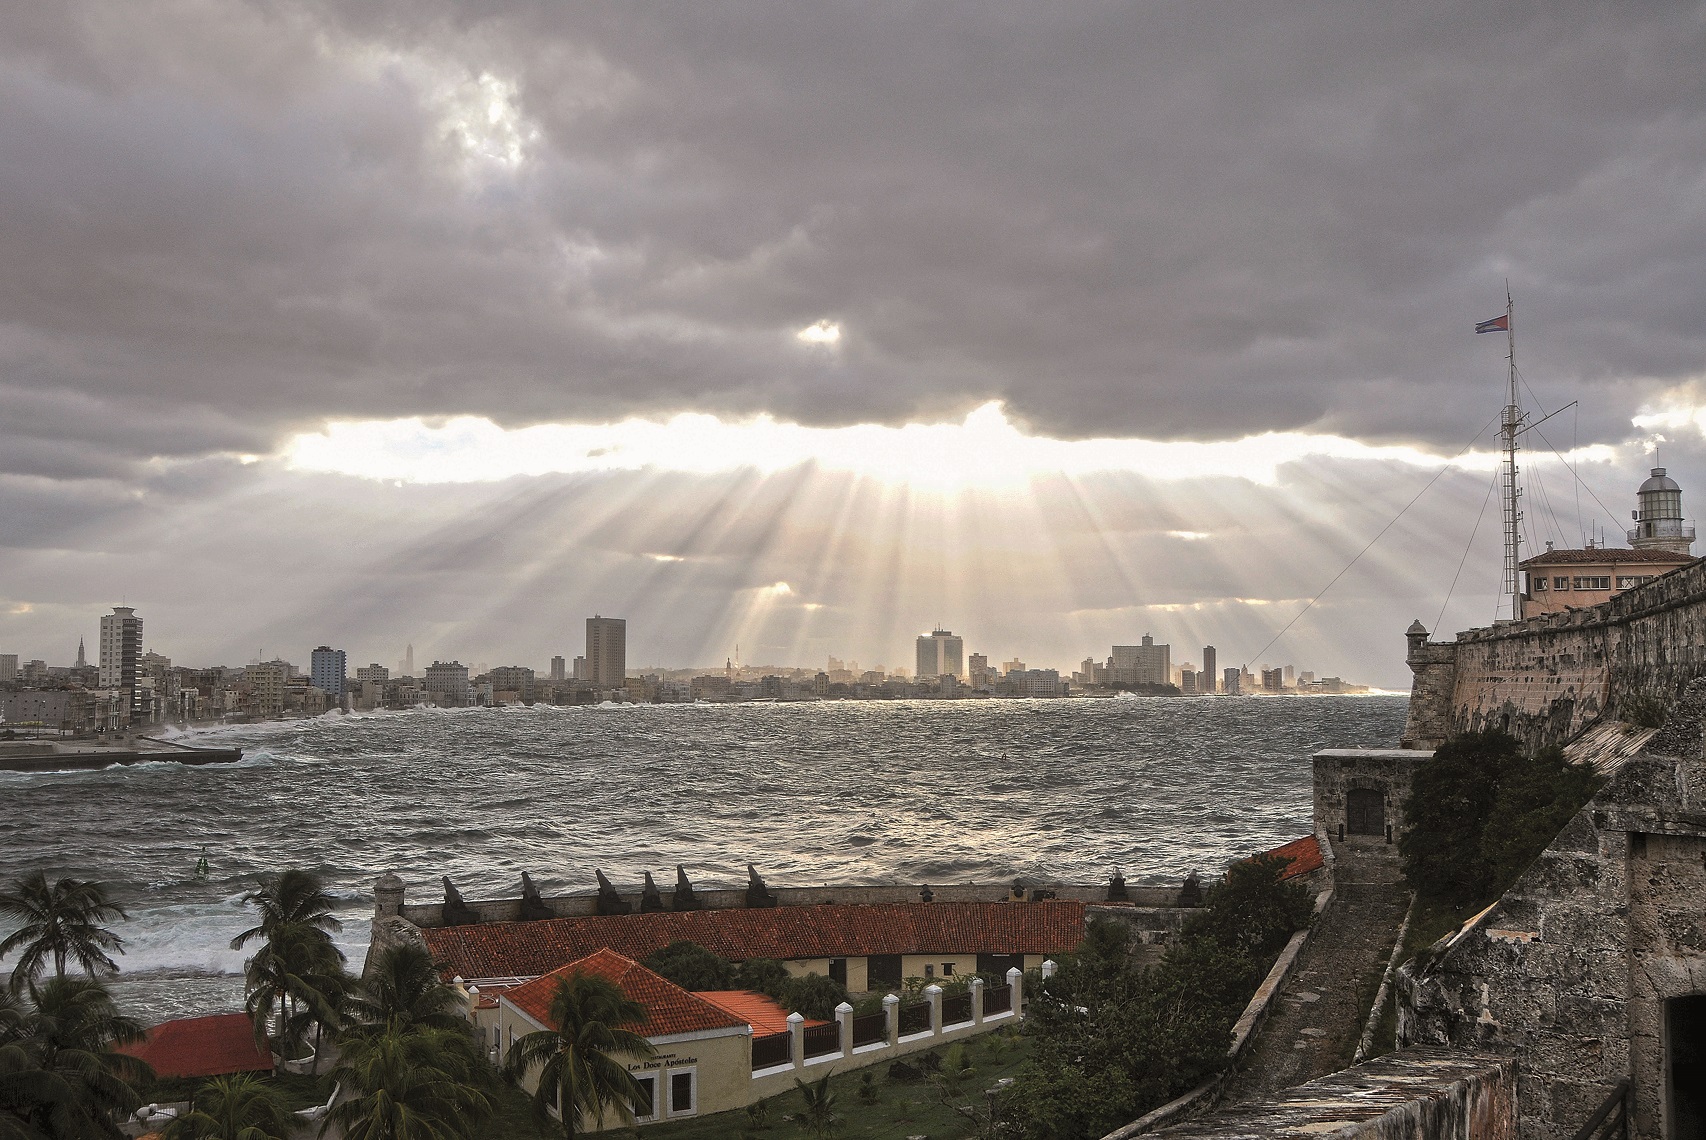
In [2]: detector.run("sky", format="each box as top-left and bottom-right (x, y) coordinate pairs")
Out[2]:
(2, 1), (1705, 689)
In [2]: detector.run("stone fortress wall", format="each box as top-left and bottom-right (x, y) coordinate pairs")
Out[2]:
(1401, 557), (1706, 751)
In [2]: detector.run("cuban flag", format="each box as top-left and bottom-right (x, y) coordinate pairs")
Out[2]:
(1475, 314), (1510, 334)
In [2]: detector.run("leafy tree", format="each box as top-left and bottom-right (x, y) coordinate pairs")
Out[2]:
(777, 974), (848, 1022)
(161, 1073), (292, 1140)
(1480, 746), (1603, 893)
(324, 1023), (491, 1140)
(1398, 731), (1523, 905)
(0, 976), (150, 1140)
(503, 972), (656, 1139)
(734, 959), (790, 996)
(791, 1072), (838, 1140)
(640, 942), (734, 992)
(346, 945), (468, 1035)
(1182, 854), (1312, 961)
(0, 873), (128, 992)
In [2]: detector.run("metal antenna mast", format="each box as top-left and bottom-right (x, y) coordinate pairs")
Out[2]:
(1499, 287), (1522, 620)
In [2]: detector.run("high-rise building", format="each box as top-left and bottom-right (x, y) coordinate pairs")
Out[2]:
(76, 638), (86, 669)
(246, 662), (286, 717)
(968, 653), (993, 687)
(550, 655), (567, 682)
(1180, 668), (1197, 693)
(1223, 667), (1241, 695)
(1284, 665), (1295, 687)
(0, 655), (17, 683)
(98, 607), (143, 702)
(404, 643), (415, 676)
(1261, 667), (1283, 692)
(914, 629), (965, 680)
(356, 664), (389, 683)
(573, 655), (589, 681)
(1201, 646), (1217, 693)
(586, 617), (627, 687)
(424, 661), (471, 705)
(1111, 635), (1170, 687)
(310, 646), (347, 699)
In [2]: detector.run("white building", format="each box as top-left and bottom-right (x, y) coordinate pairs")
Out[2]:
(915, 629), (965, 680)
(311, 646), (347, 700)
(424, 661), (471, 705)
(98, 607), (143, 691)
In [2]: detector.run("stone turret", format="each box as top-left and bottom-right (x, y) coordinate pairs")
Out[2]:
(374, 872), (405, 918)
(1400, 619), (1458, 750)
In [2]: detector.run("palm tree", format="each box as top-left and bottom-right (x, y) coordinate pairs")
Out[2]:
(0, 873), (128, 992)
(230, 870), (341, 952)
(160, 1073), (292, 1140)
(242, 925), (345, 1064)
(503, 972), (656, 1140)
(793, 1072), (840, 1140)
(345, 945), (467, 1035)
(0, 976), (150, 1140)
(323, 1023), (491, 1140)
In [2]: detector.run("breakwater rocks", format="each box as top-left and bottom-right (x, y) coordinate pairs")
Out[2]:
(0, 739), (243, 773)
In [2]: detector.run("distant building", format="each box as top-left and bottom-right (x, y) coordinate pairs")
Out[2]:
(586, 617), (627, 688)
(1180, 668), (1197, 693)
(1261, 668), (1283, 692)
(968, 653), (993, 687)
(356, 663), (389, 684)
(1111, 635), (1170, 687)
(572, 655), (589, 681)
(1223, 667), (1241, 695)
(310, 646), (347, 700)
(489, 665), (535, 700)
(1201, 645), (1217, 693)
(245, 663), (285, 718)
(98, 606), (143, 693)
(0, 654), (16, 684)
(550, 655), (566, 682)
(915, 629), (965, 680)
(424, 661), (471, 706)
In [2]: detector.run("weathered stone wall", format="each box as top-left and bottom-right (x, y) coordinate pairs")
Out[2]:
(1145, 1050), (1516, 1140)
(1402, 559), (1706, 750)
(1395, 730), (1706, 1140)
(391, 879), (1180, 929)
(1313, 748), (1434, 845)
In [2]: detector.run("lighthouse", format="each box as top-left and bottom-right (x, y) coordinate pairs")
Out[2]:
(1627, 467), (1695, 555)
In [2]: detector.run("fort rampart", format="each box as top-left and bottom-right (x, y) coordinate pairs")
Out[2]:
(1401, 557), (1706, 750)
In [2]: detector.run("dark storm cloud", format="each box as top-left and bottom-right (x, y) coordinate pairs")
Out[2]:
(1, 0), (1703, 479)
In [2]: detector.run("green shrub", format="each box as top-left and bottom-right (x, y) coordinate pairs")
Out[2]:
(641, 940), (735, 991)
(778, 972), (850, 1021)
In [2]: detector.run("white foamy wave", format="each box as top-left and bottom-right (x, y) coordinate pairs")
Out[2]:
(112, 903), (372, 978)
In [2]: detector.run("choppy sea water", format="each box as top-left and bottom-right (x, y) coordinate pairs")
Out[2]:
(0, 695), (1406, 1021)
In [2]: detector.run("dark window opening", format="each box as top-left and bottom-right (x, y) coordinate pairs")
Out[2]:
(829, 957), (847, 986)
(868, 954), (902, 988)
(1670, 994), (1706, 1140)
(633, 1076), (655, 1120)
(670, 1072), (694, 1115)
(978, 953), (1025, 977)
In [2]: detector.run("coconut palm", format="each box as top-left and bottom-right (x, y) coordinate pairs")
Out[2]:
(159, 1073), (292, 1140)
(793, 1071), (840, 1140)
(345, 945), (467, 1035)
(503, 972), (656, 1140)
(0, 873), (128, 992)
(229, 870), (341, 952)
(242, 924), (346, 1064)
(0, 976), (149, 1140)
(322, 1023), (491, 1140)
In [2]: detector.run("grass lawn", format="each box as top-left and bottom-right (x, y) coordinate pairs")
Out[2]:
(628, 1028), (1032, 1140)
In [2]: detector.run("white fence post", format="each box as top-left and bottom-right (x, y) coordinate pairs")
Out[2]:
(787, 1011), (805, 1069)
(1041, 958), (1057, 980)
(835, 1001), (854, 1057)
(924, 983), (943, 1036)
(1007, 966), (1024, 1015)
(970, 977), (985, 1025)
(882, 993), (900, 1044)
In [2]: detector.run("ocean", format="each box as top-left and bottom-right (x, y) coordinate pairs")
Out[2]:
(0, 695), (1407, 1021)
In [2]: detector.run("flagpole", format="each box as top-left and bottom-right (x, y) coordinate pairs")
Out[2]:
(1500, 286), (1522, 621)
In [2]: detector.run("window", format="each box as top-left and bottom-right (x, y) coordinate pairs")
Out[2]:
(924, 964), (934, 978)
(1573, 576), (1610, 590)
(669, 1070), (696, 1115)
(1553, 576), (1571, 590)
(942, 962), (954, 976)
(632, 1076), (656, 1122)
(1532, 577), (1548, 591)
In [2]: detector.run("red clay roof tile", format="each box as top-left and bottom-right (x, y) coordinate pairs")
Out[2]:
(424, 900), (1085, 983)
(115, 1013), (273, 1079)
(503, 949), (749, 1038)
(1258, 835), (1325, 881)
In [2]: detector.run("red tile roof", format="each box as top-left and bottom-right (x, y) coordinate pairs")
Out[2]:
(697, 990), (826, 1036)
(1518, 548), (1693, 567)
(424, 900), (1085, 983)
(115, 1013), (273, 1079)
(1258, 835), (1325, 881)
(503, 949), (750, 1039)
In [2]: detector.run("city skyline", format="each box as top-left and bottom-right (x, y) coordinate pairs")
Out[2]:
(2, 6), (1704, 691)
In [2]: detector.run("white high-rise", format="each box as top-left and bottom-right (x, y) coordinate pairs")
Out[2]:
(914, 629), (965, 680)
(99, 607), (143, 691)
